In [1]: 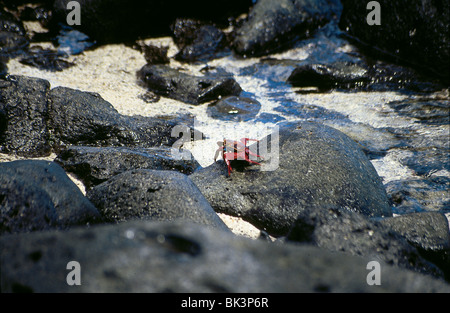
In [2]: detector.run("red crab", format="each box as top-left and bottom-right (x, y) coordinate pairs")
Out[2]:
(214, 138), (263, 176)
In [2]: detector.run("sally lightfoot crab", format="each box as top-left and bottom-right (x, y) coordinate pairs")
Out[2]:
(214, 138), (263, 176)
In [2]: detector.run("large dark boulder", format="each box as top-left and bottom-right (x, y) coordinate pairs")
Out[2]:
(191, 121), (392, 236)
(137, 64), (242, 105)
(339, 0), (450, 82)
(86, 169), (229, 231)
(48, 86), (182, 148)
(286, 206), (445, 280)
(379, 212), (450, 282)
(1, 219), (449, 292)
(171, 18), (228, 63)
(0, 160), (102, 235)
(232, 0), (342, 56)
(0, 76), (51, 157)
(52, 0), (252, 43)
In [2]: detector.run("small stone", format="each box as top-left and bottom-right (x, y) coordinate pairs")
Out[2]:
(207, 96), (261, 121)
(137, 64), (242, 105)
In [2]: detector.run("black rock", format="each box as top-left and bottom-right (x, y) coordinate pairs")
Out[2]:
(339, 0), (450, 83)
(140, 44), (170, 65)
(286, 206), (444, 280)
(287, 61), (443, 92)
(255, 112), (286, 124)
(0, 160), (102, 235)
(207, 96), (261, 122)
(191, 121), (392, 236)
(19, 46), (75, 72)
(232, 0), (342, 57)
(55, 145), (201, 189)
(386, 176), (450, 214)
(171, 18), (228, 63)
(19, 4), (53, 28)
(0, 76), (52, 157)
(86, 169), (229, 231)
(48, 86), (182, 148)
(0, 59), (7, 78)
(380, 212), (450, 282)
(52, 0), (252, 43)
(0, 9), (29, 56)
(2, 219), (450, 292)
(137, 64), (242, 105)
(379, 212), (450, 252)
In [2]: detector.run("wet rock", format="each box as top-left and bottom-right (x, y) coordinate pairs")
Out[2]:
(286, 206), (445, 279)
(86, 169), (228, 231)
(387, 97), (449, 126)
(191, 121), (392, 236)
(339, 0), (450, 83)
(232, 0), (342, 57)
(139, 44), (169, 65)
(0, 75), (51, 157)
(207, 96), (261, 122)
(403, 150), (449, 178)
(0, 160), (102, 235)
(255, 112), (286, 124)
(52, 0), (252, 43)
(171, 19), (228, 63)
(138, 91), (161, 103)
(2, 219), (450, 292)
(379, 212), (450, 282)
(48, 86), (182, 148)
(19, 46), (75, 72)
(386, 176), (450, 214)
(0, 9), (29, 56)
(55, 145), (200, 190)
(19, 4), (53, 28)
(287, 61), (443, 92)
(137, 64), (242, 105)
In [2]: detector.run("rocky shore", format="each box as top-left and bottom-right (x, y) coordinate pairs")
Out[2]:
(0, 0), (449, 292)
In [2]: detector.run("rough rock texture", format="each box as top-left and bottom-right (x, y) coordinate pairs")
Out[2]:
(55, 146), (200, 189)
(233, 0), (342, 56)
(286, 206), (444, 280)
(48, 86), (181, 148)
(0, 9), (29, 56)
(86, 169), (228, 230)
(1, 75), (189, 157)
(171, 18), (227, 63)
(339, 0), (450, 82)
(191, 121), (391, 236)
(139, 44), (170, 65)
(52, 0), (252, 43)
(0, 160), (102, 235)
(287, 61), (443, 92)
(1, 220), (449, 293)
(379, 212), (450, 281)
(137, 64), (242, 105)
(0, 76), (51, 157)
